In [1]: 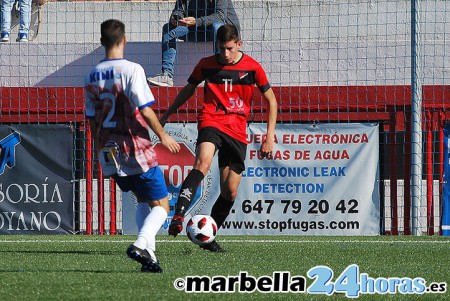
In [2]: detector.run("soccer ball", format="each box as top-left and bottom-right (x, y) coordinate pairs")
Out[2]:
(186, 215), (217, 245)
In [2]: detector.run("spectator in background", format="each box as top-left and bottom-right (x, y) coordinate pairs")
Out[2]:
(146, 0), (240, 87)
(1, 0), (32, 42)
(85, 19), (180, 272)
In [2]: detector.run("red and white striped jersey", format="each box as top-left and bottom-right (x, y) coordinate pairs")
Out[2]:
(84, 58), (158, 176)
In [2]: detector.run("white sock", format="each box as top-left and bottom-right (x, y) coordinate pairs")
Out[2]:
(135, 206), (167, 260)
(133, 203), (151, 250)
(135, 202), (150, 231)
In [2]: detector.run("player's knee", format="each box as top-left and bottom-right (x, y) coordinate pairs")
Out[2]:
(149, 198), (170, 213)
(194, 161), (211, 174)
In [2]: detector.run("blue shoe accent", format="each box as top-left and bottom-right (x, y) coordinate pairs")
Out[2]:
(126, 244), (163, 273)
(1, 32), (10, 42)
(141, 261), (163, 273)
(17, 33), (28, 42)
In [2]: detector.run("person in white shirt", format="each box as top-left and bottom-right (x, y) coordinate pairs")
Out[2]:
(85, 19), (180, 273)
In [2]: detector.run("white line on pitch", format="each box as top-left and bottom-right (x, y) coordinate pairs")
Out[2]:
(0, 239), (449, 244)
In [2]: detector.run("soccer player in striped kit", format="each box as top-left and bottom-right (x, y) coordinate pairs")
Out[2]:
(85, 19), (180, 272)
(160, 24), (278, 252)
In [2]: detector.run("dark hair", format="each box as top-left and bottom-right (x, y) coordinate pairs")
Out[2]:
(100, 19), (125, 49)
(216, 24), (240, 44)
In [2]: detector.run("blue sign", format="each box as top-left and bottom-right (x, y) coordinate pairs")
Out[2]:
(442, 125), (450, 236)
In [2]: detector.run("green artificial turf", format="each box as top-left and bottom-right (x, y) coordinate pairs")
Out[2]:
(0, 235), (448, 300)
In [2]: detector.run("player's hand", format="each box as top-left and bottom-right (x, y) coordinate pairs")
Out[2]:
(168, 215), (184, 237)
(260, 136), (275, 158)
(161, 133), (180, 154)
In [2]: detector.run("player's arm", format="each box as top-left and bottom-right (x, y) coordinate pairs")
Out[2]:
(260, 88), (278, 157)
(140, 106), (180, 154)
(159, 83), (197, 126)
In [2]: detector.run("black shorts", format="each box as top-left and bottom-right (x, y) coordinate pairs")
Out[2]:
(197, 127), (247, 174)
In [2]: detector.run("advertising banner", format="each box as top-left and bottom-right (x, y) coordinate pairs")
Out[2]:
(442, 124), (450, 236)
(0, 125), (74, 234)
(222, 123), (380, 235)
(123, 123), (380, 235)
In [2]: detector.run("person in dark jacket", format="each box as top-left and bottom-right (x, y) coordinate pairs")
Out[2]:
(147, 0), (240, 87)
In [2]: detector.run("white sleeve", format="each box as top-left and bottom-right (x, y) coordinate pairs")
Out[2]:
(129, 64), (155, 109)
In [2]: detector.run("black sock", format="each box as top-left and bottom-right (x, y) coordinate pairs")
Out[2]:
(175, 169), (204, 216)
(211, 195), (234, 229)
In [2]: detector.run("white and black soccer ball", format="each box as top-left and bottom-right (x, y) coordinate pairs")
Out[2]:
(186, 214), (217, 245)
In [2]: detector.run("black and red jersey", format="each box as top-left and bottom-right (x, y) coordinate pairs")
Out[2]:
(188, 52), (271, 144)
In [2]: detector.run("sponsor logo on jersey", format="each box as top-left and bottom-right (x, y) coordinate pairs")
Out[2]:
(239, 72), (248, 79)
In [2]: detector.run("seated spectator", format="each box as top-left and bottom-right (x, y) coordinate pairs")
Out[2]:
(147, 0), (240, 87)
(1, 0), (32, 42)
